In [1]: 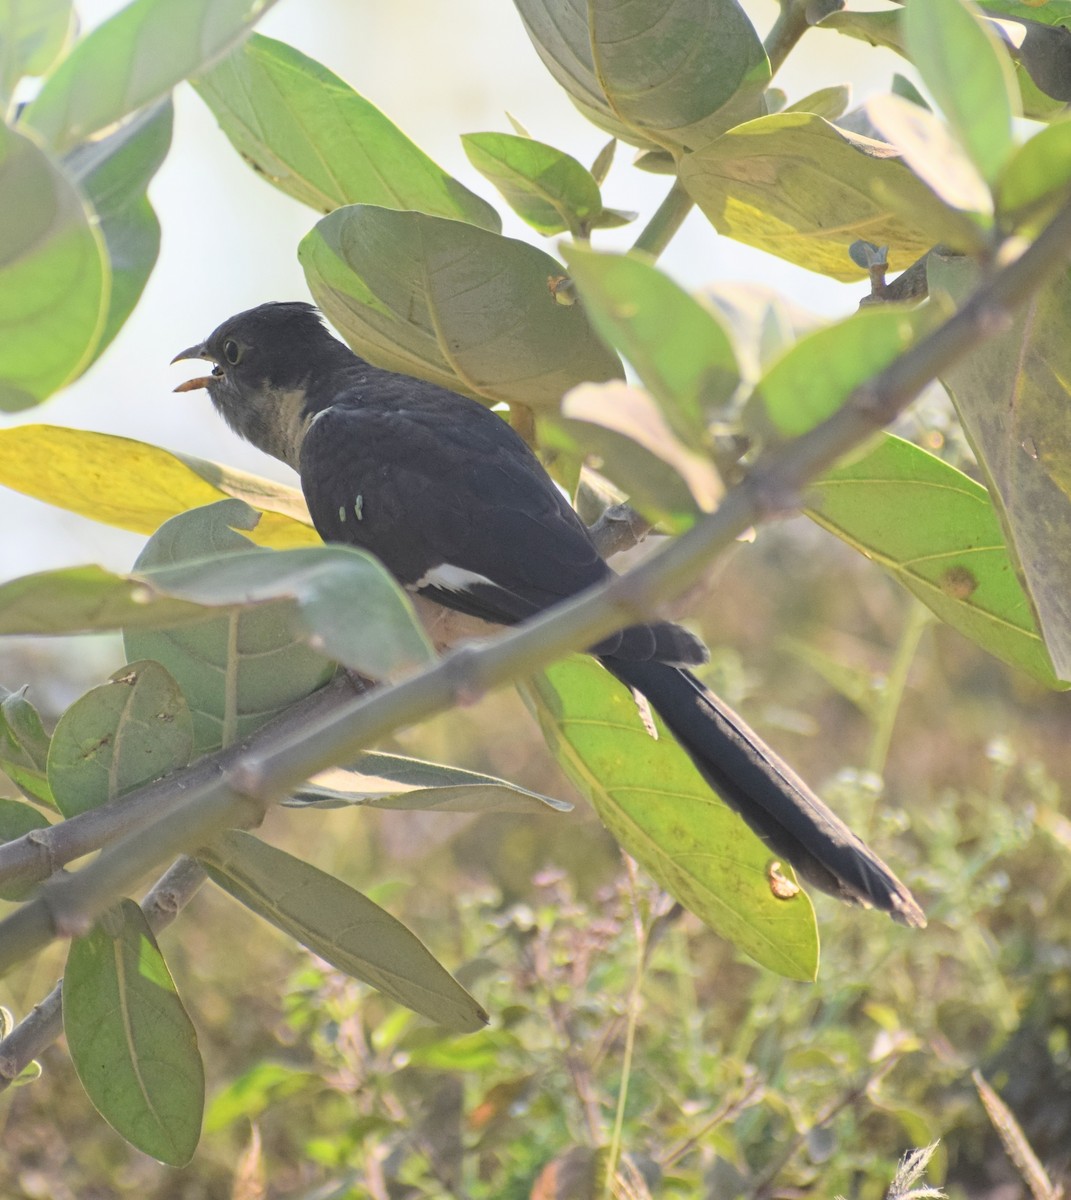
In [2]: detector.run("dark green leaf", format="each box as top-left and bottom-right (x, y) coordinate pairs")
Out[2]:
(679, 113), (986, 282)
(200, 831), (489, 1032)
(930, 254), (1071, 682)
(299, 205), (621, 409)
(0, 685), (55, 808)
(0, 0), (73, 104)
(808, 434), (1058, 687)
(64, 899), (204, 1166)
(22, 0), (280, 154)
(194, 34), (499, 229)
(0, 122), (107, 409)
(462, 132), (602, 236)
(292, 750), (571, 813)
(514, 0), (770, 153)
(904, 0), (1018, 185)
(47, 660), (194, 817)
(522, 657), (820, 980)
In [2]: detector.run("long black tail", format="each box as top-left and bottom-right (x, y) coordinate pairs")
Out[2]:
(602, 657), (926, 927)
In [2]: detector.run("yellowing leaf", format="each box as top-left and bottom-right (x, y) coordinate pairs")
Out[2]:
(0, 425), (317, 547)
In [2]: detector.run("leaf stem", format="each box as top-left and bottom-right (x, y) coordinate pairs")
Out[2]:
(630, 178), (693, 260)
(764, 0), (811, 76)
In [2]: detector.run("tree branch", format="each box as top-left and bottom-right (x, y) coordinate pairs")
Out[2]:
(1, 198), (1070, 975)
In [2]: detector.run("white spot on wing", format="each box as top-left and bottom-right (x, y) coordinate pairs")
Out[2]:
(413, 563), (498, 594)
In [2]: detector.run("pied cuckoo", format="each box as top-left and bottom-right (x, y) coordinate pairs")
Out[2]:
(173, 300), (924, 927)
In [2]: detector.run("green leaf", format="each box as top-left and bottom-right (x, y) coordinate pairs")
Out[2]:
(200, 830), (489, 1032)
(0, 425), (319, 548)
(64, 899), (204, 1166)
(754, 305), (931, 439)
(560, 247), (740, 439)
(47, 660), (194, 818)
(865, 94), (992, 216)
(515, 0), (770, 153)
(522, 657), (820, 981)
(996, 119), (1071, 230)
(784, 85), (851, 120)
(0, 122), (107, 409)
(194, 34), (499, 229)
(808, 434), (1058, 687)
(929, 255), (1071, 683)
(462, 132), (602, 236)
(204, 1061), (320, 1133)
(63, 100), (173, 356)
(561, 381), (722, 515)
(124, 500), (426, 750)
(22, 0), (280, 155)
(0, 564), (212, 636)
(904, 0), (1019, 185)
(0, 685), (55, 808)
(299, 205), (621, 409)
(0, 0), (73, 104)
(292, 750), (571, 812)
(678, 113), (986, 282)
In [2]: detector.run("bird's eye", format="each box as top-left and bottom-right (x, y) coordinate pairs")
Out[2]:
(223, 339), (242, 365)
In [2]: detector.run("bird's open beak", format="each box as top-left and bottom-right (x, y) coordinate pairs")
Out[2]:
(170, 343), (216, 393)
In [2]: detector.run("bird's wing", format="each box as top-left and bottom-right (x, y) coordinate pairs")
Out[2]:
(299, 396), (610, 627)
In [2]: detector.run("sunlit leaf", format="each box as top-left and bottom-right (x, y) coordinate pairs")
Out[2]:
(23, 0), (280, 154)
(904, 0), (1018, 185)
(808, 434), (1059, 687)
(523, 657), (820, 980)
(0, 425), (318, 548)
(292, 750), (571, 812)
(194, 34), (498, 229)
(64, 899), (204, 1166)
(300, 205), (621, 409)
(0, 123), (107, 409)
(753, 305), (932, 438)
(561, 246), (740, 438)
(200, 831), (489, 1031)
(679, 113), (986, 282)
(462, 132), (602, 235)
(47, 660), (194, 817)
(0, 0), (73, 104)
(0, 685), (55, 808)
(996, 119), (1071, 230)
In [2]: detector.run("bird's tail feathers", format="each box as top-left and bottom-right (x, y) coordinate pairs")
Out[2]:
(601, 657), (926, 928)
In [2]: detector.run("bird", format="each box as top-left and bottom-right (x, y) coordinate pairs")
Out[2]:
(172, 300), (925, 928)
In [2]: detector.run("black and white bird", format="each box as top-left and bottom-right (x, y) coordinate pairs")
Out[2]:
(173, 300), (925, 927)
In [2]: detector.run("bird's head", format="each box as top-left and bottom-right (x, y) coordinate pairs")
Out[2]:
(172, 301), (354, 468)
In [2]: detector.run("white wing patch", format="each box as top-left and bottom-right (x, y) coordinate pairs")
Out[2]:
(413, 563), (499, 594)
